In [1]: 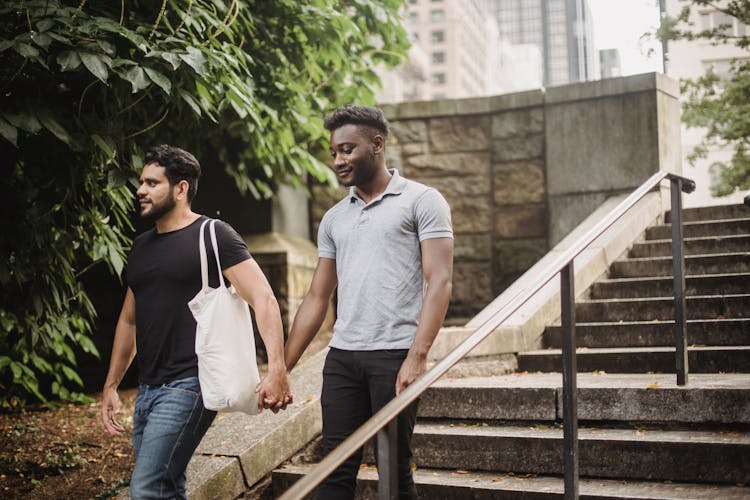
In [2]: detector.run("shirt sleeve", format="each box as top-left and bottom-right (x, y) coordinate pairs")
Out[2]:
(317, 211), (336, 259)
(213, 219), (252, 269)
(415, 188), (453, 241)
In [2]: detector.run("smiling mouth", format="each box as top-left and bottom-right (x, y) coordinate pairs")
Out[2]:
(337, 167), (353, 177)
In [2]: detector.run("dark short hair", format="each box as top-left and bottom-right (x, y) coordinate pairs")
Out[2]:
(324, 105), (389, 139)
(144, 145), (201, 203)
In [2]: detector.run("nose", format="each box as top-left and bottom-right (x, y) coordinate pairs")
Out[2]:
(136, 184), (147, 197)
(333, 154), (346, 169)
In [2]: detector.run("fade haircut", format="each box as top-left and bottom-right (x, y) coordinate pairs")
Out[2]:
(144, 145), (202, 203)
(324, 105), (389, 140)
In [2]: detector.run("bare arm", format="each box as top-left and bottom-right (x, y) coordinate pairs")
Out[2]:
(284, 258), (338, 372)
(101, 288), (137, 435)
(223, 258), (289, 412)
(396, 237), (453, 395)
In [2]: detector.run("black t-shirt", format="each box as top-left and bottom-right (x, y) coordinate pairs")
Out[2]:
(125, 216), (252, 385)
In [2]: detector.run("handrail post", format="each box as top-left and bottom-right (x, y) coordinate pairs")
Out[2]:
(377, 418), (398, 499)
(561, 261), (579, 499)
(670, 177), (689, 386)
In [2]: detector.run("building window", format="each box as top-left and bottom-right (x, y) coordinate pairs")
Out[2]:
(430, 9), (445, 22)
(432, 51), (445, 64)
(431, 30), (445, 43)
(408, 0), (417, 4)
(409, 11), (418, 23)
(431, 73), (446, 85)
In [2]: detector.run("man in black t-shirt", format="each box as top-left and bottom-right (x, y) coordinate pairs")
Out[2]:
(100, 145), (291, 499)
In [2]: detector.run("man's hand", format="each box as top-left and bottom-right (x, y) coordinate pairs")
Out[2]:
(256, 368), (292, 413)
(101, 387), (126, 435)
(395, 352), (427, 396)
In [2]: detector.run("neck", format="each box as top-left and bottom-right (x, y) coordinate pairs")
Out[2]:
(154, 206), (200, 233)
(356, 165), (392, 204)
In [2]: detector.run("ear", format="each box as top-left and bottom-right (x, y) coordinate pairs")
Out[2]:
(371, 134), (385, 155)
(174, 179), (190, 201)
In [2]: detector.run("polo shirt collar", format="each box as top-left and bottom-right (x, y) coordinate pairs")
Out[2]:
(349, 169), (406, 204)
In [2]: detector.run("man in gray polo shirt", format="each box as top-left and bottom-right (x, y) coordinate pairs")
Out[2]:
(284, 105), (453, 499)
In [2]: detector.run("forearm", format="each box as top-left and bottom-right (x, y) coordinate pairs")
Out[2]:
(284, 295), (330, 372)
(103, 323), (136, 391)
(254, 295), (287, 373)
(409, 276), (452, 360)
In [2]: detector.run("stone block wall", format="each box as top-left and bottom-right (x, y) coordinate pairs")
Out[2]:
(309, 73), (681, 320)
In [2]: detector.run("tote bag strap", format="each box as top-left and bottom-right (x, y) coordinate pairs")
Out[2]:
(208, 219), (226, 288)
(197, 218), (227, 290)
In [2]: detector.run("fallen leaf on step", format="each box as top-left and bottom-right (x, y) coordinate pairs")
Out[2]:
(635, 428), (646, 435)
(411, 463), (418, 471)
(455, 470), (469, 474)
(491, 477), (504, 483)
(690, 343), (705, 347)
(303, 395), (314, 404)
(518, 473), (537, 479)
(651, 319), (660, 323)
(674, 487), (685, 491)
(646, 381), (661, 389)
(716, 314), (725, 319)
(220, 439), (231, 446)
(533, 424), (550, 430)
(592, 370), (606, 375)
(512, 371), (528, 377)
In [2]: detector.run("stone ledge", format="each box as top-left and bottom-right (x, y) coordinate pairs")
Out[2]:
(428, 192), (664, 361)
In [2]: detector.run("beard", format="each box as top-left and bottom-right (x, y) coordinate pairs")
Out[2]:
(342, 151), (378, 187)
(139, 191), (176, 221)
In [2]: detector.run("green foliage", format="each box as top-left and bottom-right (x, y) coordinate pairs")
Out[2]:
(0, 0), (409, 407)
(658, 0), (750, 196)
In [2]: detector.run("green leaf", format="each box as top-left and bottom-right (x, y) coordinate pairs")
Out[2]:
(179, 46), (207, 75)
(80, 53), (110, 82)
(6, 112), (42, 134)
(61, 364), (84, 386)
(38, 112), (72, 145)
(144, 67), (172, 95)
(123, 66), (150, 93)
(57, 51), (82, 71)
(15, 43), (39, 59)
(179, 91), (202, 116)
(0, 116), (17, 146)
(37, 19), (55, 32)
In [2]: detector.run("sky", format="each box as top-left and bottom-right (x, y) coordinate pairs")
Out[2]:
(587, 0), (664, 76)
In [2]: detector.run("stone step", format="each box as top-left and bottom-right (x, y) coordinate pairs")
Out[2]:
(610, 253), (750, 278)
(419, 373), (750, 424)
(543, 318), (750, 348)
(666, 203), (749, 223)
(575, 294), (750, 322)
(272, 464), (750, 499)
(408, 423), (750, 484)
(517, 346), (750, 374)
(629, 234), (750, 258)
(646, 218), (750, 240)
(589, 273), (750, 299)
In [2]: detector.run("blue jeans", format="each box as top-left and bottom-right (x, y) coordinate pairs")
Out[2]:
(130, 376), (216, 499)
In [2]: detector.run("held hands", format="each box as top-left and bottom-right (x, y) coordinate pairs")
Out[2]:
(256, 368), (293, 413)
(395, 352), (428, 396)
(101, 387), (126, 435)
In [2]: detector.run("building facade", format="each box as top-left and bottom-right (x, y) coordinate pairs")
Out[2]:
(490, 0), (597, 87)
(665, 0), (748, 206)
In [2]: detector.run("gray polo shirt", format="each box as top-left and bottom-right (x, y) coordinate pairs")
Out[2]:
(318, 169), (453, 350)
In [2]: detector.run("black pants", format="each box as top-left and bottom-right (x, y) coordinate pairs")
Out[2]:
(318, 347), (419, 500)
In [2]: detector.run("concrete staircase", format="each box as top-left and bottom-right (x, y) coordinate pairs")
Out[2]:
(271, 204), (750, 499)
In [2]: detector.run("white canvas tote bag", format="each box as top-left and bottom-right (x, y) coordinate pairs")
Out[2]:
(188, 219), (260, 414)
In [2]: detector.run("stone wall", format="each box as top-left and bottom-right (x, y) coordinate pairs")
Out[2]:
(310, 73), (681, 320)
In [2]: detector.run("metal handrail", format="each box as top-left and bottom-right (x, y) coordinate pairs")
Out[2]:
(280, 170), (696, 500)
